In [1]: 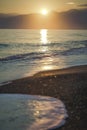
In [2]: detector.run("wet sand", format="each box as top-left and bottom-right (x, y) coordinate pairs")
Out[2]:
(0, 65), (87, 130)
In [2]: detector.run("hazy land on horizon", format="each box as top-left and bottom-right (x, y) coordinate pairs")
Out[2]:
(0, 9), (87, 29)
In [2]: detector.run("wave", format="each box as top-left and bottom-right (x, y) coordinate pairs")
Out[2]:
(50, 45), (87, 57)
(0, 40), (87, 48)
(0, 40), (87, 62)
(61, 47), (87, 56)
(16, 40), (87, 47)
(0, 43), (10, 48)
(0, 45), (87, 63)
(0, 52), (45, 62)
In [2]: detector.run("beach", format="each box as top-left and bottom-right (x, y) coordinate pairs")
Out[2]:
(0, 65), (87, 130)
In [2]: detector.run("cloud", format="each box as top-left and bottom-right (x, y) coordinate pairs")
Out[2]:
(78, 4), (87, 7)
(67, 2), (75, 5)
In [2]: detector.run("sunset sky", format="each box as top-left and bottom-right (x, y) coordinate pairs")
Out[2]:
(0, 0), (87, 14)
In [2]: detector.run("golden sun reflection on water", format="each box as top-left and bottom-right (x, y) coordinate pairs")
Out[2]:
(42, 65), (53, 70)
(40, 29), (66, 72)
(41, 57), (55, 71)
(40, 30), (56, 71)
(40, 29), (48, 44)
(41, 46), (48, 52)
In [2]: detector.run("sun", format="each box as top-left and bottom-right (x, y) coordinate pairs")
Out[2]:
(41, 9), (48, 15)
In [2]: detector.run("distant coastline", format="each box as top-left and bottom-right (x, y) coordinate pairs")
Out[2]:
(0, 9), (87, 29)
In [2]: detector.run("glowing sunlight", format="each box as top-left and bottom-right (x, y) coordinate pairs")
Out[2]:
(41, 9), (48, 15)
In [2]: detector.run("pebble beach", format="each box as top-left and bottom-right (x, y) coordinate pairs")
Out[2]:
(0, 65), (87, 130)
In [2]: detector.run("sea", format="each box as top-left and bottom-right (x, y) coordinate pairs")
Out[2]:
(0, 29), (87, 84)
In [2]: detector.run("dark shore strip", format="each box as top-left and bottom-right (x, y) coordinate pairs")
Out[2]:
(0, 65), (87, 130)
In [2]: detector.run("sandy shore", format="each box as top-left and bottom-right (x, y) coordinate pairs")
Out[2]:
(0, 65), (87, 130)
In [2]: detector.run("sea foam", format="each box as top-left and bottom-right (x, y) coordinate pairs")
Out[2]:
(0, 94), (68, 130)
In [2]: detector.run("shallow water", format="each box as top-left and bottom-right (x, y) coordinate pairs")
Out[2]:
(0, 94), (68, 130)
(0, 29), (87, 83)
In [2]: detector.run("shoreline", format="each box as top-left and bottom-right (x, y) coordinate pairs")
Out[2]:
(0, 65), (87, 130)
(0, 64), (87, 86)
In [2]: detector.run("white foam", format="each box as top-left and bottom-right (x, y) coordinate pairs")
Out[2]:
(0, 81), (12, 86)
(0, 94), (68, 130)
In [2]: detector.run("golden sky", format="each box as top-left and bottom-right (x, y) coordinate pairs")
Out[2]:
(0, 0), (87, 14)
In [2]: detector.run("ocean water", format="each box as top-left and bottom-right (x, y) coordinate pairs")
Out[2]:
(0, 29), (87, 84)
